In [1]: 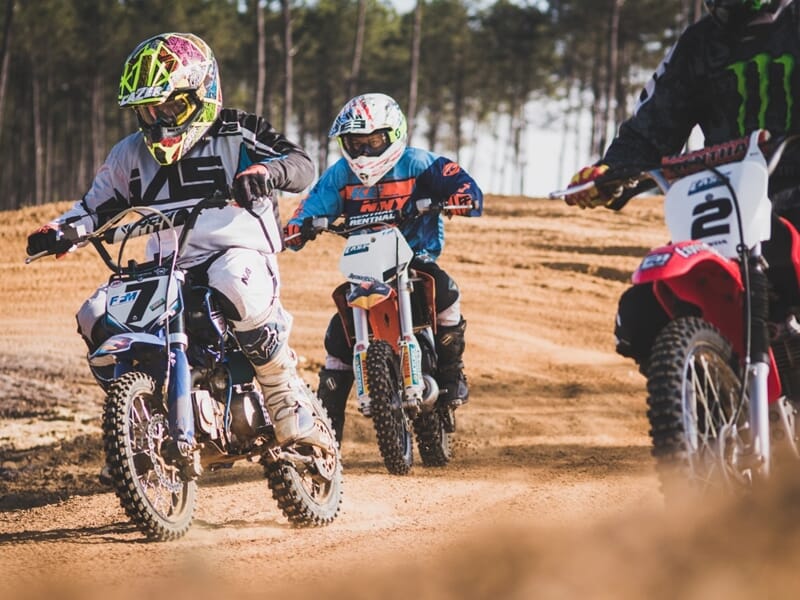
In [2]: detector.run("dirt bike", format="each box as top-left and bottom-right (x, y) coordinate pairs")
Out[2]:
(290, 200), (465, 475)
(551, 130), (800, 496)
(27, 195), (343, 540)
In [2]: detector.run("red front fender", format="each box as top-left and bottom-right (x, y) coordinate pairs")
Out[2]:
(633, 240), (781, 401)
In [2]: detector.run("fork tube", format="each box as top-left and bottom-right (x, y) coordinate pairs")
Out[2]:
(167, 313), (195, 444)
(747, 256), (771, 476)
(397, 271), (415, 341)
(397, 271), (423, 403)
(351, 302), (371, 411)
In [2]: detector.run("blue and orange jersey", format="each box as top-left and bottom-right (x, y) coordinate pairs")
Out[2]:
(287, 146), (483, 259)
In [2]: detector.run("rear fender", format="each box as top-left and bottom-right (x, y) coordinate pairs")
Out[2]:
(782, 216), (800, 293)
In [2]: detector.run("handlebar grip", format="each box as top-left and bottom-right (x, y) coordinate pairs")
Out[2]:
(660, 131), (771, 180)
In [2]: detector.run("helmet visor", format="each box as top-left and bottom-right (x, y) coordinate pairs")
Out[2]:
(134, 92), (199, 128)
(341, 130), (391, 158)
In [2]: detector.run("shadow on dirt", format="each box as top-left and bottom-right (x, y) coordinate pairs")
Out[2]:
(0, 521), (144, 545)
(0, 434), (298, 512)
(338, 442), (653, 480)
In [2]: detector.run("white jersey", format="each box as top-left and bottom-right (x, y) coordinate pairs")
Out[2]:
(53, 109), (314, 268)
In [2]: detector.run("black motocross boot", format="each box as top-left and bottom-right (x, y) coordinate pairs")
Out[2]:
(317, 369), (354, 445)
(435, 318), (469, 407)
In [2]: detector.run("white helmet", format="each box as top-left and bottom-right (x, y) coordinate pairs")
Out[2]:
(329, 93), (408, 187)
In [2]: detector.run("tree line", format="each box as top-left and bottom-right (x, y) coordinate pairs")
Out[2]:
(0, 0), (704, 209)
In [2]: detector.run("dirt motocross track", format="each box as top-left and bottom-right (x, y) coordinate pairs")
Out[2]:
(2, 196), (800, 600)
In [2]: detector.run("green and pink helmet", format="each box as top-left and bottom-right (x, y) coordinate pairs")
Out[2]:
(119, 33), (222, 165)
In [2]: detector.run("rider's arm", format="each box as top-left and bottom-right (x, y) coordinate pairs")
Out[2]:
(233, 109), (314, 193)
(603, 25), (705, 167)
(287, 160), (350, 226)
(411, 154), (483, 217)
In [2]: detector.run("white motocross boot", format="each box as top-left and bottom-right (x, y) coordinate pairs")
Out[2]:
(254, 344), (325, 446)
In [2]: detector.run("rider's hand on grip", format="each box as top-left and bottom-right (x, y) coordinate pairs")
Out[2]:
(445, 193), (474, 217)
(283, 222), (305, 250)
(566, 164), (612, 209)
(233, 163), (272, 209)
(283, 217), (316, 251)
(26, 224), (71, 258)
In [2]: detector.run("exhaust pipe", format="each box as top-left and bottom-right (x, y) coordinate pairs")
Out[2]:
(420, 374), (439, 412)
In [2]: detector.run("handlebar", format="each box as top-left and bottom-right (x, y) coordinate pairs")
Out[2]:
(549, 130), (796, 206)
(25, 192), (233, 268)
(283, 197), (471, 244)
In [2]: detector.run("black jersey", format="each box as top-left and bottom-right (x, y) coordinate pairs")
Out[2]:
(605, 3), (800, 192)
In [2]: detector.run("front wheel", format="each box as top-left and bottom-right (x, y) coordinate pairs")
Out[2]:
(366, 340), (414, 475)
(263, 390), (343, 526)
(103, 371), (196, 541)
(646, 317), (748, 498)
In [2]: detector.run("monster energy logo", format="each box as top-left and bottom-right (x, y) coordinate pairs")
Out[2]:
(727, 52), (795, 135)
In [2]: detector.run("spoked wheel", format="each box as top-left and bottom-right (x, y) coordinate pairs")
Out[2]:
(646, 317), (749, 498)
(413, 405), (452, 467)
(103, 371), (196, 541)
(263, 390), (343, 527)
(365, 340), (414, 475)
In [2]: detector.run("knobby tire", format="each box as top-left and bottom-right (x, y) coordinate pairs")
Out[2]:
(366, 340), (414, 475)
(103, 371), (196, 541)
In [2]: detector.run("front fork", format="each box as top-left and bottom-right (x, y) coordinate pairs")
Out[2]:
(745, 255), (771, 478)
(351, 270), (425, 416)
(166, 313), (196, 446)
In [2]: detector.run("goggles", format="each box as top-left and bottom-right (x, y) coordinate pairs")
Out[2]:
(341, 130), (391, 158)
(134, 92), (199, 129)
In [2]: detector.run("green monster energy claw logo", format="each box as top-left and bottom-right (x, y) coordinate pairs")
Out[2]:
(727, 52), (795, 135)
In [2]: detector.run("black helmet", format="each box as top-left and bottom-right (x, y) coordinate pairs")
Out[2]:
(705, 0), (793, 30)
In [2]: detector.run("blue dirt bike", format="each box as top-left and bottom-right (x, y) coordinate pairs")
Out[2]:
(28, 195), (342, 540)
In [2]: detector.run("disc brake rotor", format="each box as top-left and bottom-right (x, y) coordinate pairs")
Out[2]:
(145, 414), (184, 494)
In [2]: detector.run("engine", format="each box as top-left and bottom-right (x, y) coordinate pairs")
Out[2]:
(191, 382), (269, 449)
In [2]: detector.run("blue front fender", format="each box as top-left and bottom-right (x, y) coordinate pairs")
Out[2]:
(88, 332), (166, 366)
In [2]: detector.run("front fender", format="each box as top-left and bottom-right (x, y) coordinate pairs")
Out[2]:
(88, 332), (166, 366)
(633, 241), (744, 328)
(633, 240), (781, 401)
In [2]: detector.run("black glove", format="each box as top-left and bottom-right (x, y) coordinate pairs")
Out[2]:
(26, 225), (70, 256)
(232, 164), (272, 209)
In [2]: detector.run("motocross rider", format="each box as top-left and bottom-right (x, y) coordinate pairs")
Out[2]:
(283, 93), (483, 443)
(565, 0), (800, 371)
(24, 33), (325, 456)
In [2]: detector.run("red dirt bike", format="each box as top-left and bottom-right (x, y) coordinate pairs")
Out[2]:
(552, 131), (800, 496)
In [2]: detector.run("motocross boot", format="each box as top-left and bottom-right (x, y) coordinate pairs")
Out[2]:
(253, 344), (326, 447)
(435, 318), (469, 407)
(317, 368), (354, 445)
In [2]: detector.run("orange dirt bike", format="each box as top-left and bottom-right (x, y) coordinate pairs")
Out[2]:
(289, 200), (467, 475)
(27, 195), (342, 540)
(551, 131), (800, 496)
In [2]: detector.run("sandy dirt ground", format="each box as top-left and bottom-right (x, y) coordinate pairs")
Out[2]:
(1, 196), (800, 599)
